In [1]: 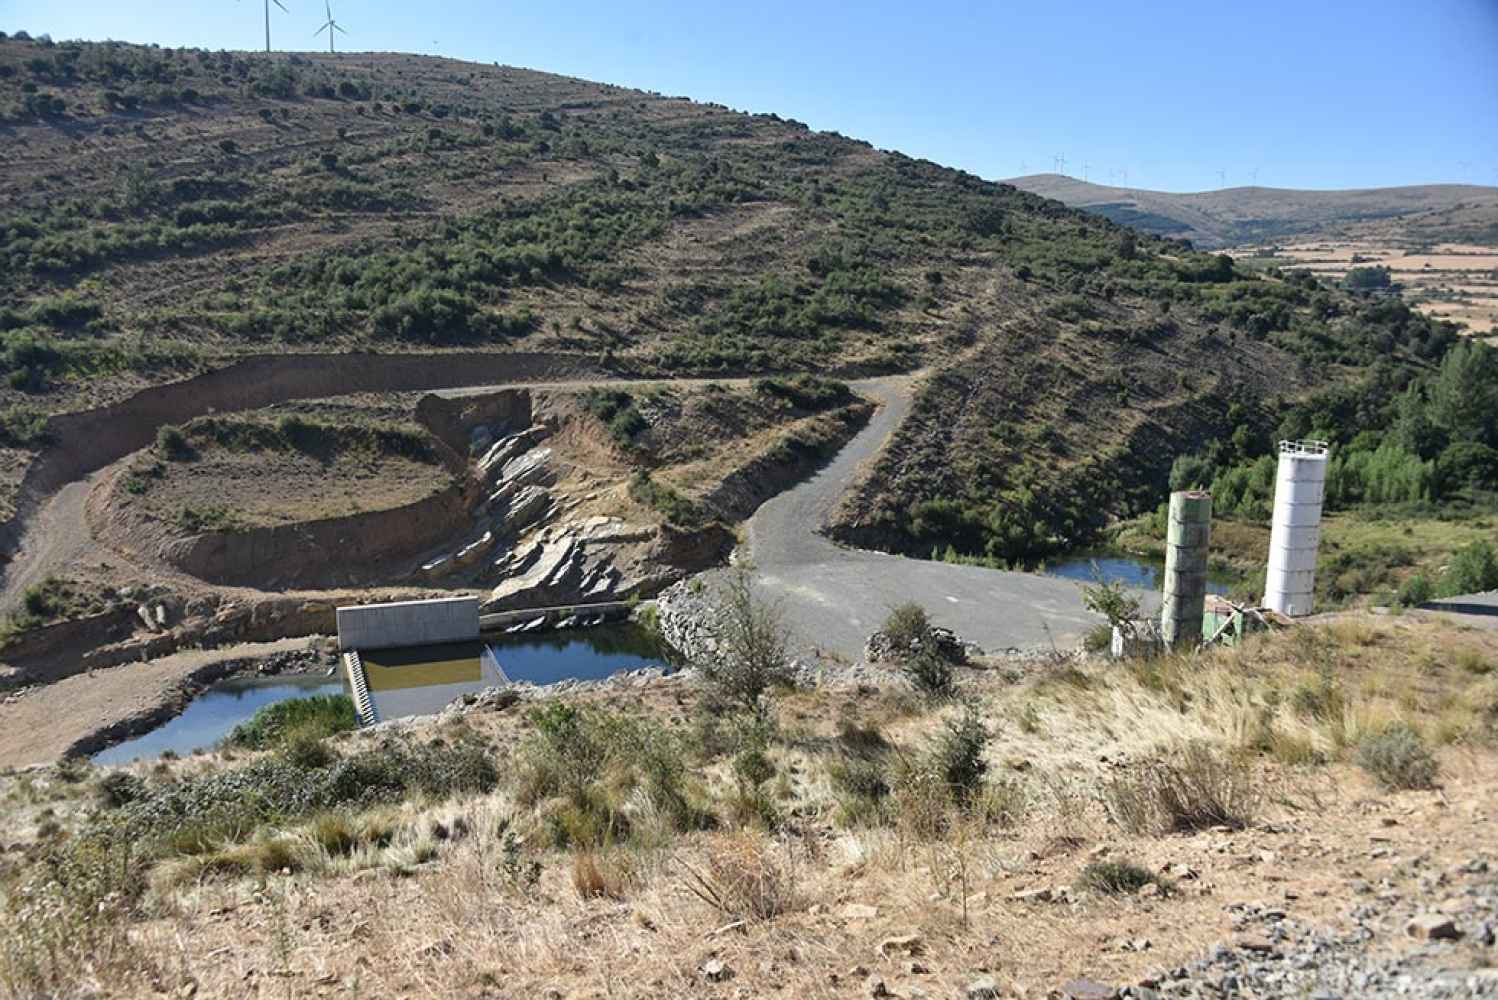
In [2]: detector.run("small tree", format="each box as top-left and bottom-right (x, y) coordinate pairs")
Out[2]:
(1081, 566), (1143, 640)
(701, 569), (793, 720)
(906, 648), (954, 699)
(882, 601), (931, 652)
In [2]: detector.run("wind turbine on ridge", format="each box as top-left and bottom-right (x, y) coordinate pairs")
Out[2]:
(315, 0), (347, 53)
(246, 0), (289, 54)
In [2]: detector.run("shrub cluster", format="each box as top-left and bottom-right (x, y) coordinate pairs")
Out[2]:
(96, 737), (497, 860)
(1356, 723), (1439, 790)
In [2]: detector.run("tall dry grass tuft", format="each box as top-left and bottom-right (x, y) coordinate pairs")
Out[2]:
(572, 849), (636, 899)
(1102, 741), (1259, 835)
(678, 831), (798, 921)
(1, 837), (158, 999)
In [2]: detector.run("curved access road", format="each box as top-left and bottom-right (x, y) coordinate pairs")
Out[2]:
(0, 355), (1108, 663)
(745, 376), (1103, 660)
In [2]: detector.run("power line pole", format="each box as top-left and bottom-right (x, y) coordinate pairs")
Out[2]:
(1083, 162), (1091, 182)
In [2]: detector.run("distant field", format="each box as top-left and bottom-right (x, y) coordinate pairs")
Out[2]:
(1232, 241), (1498, 337)
(1005, 173), (1498, 250)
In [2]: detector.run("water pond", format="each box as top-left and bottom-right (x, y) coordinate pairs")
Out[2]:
(487, 622), (674, 685)
(92, 622), (673, 764)
(1044, 553), (1237, 594)
(92, 674), (344, 765)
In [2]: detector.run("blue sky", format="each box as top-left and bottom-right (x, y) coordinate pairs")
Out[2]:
(5, 0), (1497, 193)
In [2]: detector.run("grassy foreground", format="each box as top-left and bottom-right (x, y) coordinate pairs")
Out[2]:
(1, 614), (1495, 998)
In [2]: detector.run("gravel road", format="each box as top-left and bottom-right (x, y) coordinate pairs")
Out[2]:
(744, 377), (1103, 660)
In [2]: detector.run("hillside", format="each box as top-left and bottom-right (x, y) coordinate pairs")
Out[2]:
(0, 35), (1460, 564)
(1006, 173), (1498, 249)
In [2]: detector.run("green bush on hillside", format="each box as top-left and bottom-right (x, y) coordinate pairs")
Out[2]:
(226, 694), (358, 750)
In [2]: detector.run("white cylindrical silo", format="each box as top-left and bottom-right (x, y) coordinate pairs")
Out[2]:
(1264, 440), (1329, 617)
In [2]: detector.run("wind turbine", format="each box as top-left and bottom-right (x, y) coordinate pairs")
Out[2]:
(315, 0), (347, 53)
(248, 0), (289, 54)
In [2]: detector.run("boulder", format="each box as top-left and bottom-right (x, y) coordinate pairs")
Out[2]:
(1406, 913), (1462, 941)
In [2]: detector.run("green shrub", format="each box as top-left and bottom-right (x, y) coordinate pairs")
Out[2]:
(227, 694), (357, 750)
(905, 648), (954, 699)
(95, 737), (497, 862)
(0, 404), (49, 447)
(1437, 541), (1498, 598)
(280, 724), (336, 769)
(930, 702), (988, 810)
(1357, 723), (1439, 790)
(515, 702), (711, 847)
(753, 375), (852, 410)
(1079, 859), (1172, 896)
(883, 601), (931, 652)
(155, 424), (190, 460)
(628, 471), (702, 526)
(94, 771), (146, 809)
(580, 388), (646, 447)
(1397, 573), (1434, 607)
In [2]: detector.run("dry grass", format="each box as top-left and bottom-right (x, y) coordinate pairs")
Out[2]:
(678, 831), (799, 921)
(1101, 742), (1260, 834)
(3, 615), (1497, 998)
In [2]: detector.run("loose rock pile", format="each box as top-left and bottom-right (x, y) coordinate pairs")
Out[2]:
(1106, 863), (1498, 999)
(655, 579), (909, 690)
(863, 625), (979, 665)
(252, 646), (335, 676)
(654, 578), (720, 664)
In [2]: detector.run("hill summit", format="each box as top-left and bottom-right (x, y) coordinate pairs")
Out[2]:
(0, 36), (1457, 559)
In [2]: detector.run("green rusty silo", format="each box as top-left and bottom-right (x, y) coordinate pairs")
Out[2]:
(1161, 490), (1212, 648)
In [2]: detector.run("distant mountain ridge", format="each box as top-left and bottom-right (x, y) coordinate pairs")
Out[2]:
(1003, 174), (1498, 248)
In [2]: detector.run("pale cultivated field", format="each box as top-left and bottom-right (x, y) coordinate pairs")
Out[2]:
(1234, 240), (1498, 335)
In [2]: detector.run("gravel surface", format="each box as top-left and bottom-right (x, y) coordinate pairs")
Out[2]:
(1114, 861), (1498, 1000)
(737, 376), (1114, 661)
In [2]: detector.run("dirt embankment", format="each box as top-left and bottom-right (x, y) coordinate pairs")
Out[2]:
(0, 352), (594, 577)
(157, 483), (473, 588)
(699, 401), (875, 522)
(89, 458), (475, 590)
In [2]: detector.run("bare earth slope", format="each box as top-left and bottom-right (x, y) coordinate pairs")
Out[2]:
(1006, 173), (1498, 248)
(0, 36), (1460, 590)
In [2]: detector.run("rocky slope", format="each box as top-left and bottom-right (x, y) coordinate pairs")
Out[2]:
(0, 36), (1458, 569)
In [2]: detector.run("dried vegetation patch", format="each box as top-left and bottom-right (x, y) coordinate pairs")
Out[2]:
(3, 615), (1496, 997)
